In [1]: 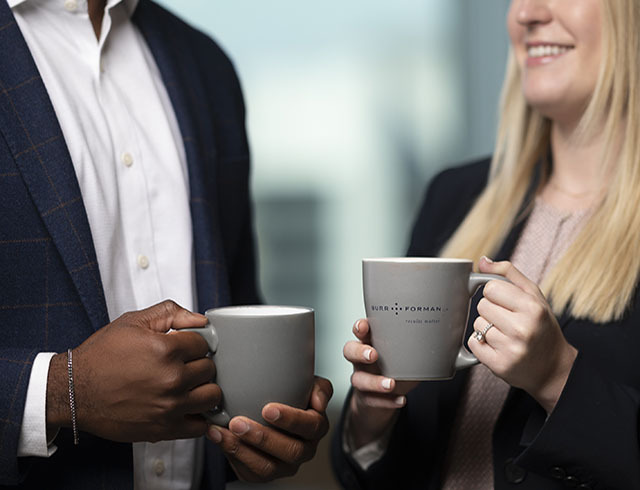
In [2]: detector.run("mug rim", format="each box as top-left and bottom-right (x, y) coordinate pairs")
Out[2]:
(363, 257), (472, 264)
(205, 305), (314, 317)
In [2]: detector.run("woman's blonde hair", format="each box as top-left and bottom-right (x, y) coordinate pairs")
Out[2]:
(441, 0), (640, 322)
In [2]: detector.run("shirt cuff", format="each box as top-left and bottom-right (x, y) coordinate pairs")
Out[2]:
(17, 352), (59, 457)
(341, 408), (398, 471)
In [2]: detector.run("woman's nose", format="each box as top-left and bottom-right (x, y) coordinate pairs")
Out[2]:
(513, 0), (553, 27)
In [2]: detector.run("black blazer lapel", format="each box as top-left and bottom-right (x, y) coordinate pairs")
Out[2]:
(134, 1), (231, 312)
(0, 4), (109, 331)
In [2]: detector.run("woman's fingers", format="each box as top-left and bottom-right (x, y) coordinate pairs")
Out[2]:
(476, 297), (519, 337)
(349, 368), (406, 408)
(479, 256), (541, 298)
(351, 370), (405, 409)
(469, 316), (508, 372)
(346, 318), (415, 409)
(343, 340), (377, 364)
(481, 278), (526, 312)
(352, 318), (370, 341)
(353, 392), (407, 410)
(350, 370), (395, 394)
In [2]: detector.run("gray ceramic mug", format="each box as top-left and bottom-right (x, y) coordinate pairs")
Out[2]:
(363, 258), (504, 380)
(181, 305), (315, 426)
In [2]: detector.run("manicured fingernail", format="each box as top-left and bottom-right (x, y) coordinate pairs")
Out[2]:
(208, 426), (222, 443)
(354, 320), (361, 333)
(364, 348), (372, 361)
(230, 420), (249, 435)
(381, 378), (392, 390)
(395, 396), (406, 406)
(481, 255), (494, 263)
(264, 406), (280, 422)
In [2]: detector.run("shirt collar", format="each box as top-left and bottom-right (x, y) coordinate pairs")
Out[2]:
(8, 0), (140, 17)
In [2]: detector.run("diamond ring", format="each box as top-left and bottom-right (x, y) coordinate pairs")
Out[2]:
(474, 322), (494, 343)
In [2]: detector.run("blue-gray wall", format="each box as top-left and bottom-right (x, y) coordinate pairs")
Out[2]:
(154, 2), (510, 488)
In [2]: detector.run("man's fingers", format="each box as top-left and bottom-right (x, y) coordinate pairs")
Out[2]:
(171, 309), (208, 329)
(309, 376), (333, 413)
(226, 417), (317, 465)
(177, 414), (210, 439)
(208, 425), (299, 482)
(166, 330), (210, 360)
(182, 357), (216, 389)
(260, 403), (329, 441)
(181, 382), (222, 414)
(136, 300), (206, 333)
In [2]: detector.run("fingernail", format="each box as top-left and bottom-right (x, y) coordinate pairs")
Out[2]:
(264, 406), (280, 422)
(230, 420), (249, 435)
(395, 396), (406, 406)
(208, 426), (222, 443)
(364, 348), (372, 361)
(381, 378), (392, 390)
(354, 320), (360, 333)
(481, 255), (494, 263)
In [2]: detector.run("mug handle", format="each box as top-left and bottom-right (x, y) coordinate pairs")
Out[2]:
(180, 323), (231, 427)
(454, 272), (508, 371)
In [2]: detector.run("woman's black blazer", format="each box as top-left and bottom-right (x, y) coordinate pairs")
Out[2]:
(331, 158), (640, 490)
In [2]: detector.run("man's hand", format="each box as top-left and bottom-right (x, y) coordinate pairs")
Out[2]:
(46, 300), (221, 443)
(206, 376), (332, 482)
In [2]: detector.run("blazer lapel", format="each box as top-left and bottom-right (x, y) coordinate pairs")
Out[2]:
(134, 1), (231, 311)
(0, 4), (109, 331)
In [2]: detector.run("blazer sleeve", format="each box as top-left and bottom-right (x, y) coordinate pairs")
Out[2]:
(517, 351), (640, 489)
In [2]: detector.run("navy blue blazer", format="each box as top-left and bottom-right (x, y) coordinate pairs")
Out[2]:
(332, 159), (640, 490)
(0, 1), (259, 488)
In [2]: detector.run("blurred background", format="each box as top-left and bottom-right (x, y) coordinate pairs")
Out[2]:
(156, 1), (510, 487)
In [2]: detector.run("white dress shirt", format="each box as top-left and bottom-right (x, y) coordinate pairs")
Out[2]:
(11, 0), (206, 488)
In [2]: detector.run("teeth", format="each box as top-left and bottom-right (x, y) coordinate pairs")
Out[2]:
(528, 45), (570, 58)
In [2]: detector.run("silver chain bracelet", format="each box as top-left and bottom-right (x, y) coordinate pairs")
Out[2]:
(67, 348), (79, 445)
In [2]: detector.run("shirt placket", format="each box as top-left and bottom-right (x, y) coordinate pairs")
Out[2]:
(97, 67), (163, 310)
(96, 10), (182, 490)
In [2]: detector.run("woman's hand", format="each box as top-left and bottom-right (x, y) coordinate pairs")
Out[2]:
(469, 256), (578, 413)
(343, 319), (418, 449)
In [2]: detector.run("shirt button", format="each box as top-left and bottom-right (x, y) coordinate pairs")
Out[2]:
(137, 255), (150, 269)
(64, 0), (77, 11)
(121, 152), (134, 167)
(153, 459), (165, 476)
